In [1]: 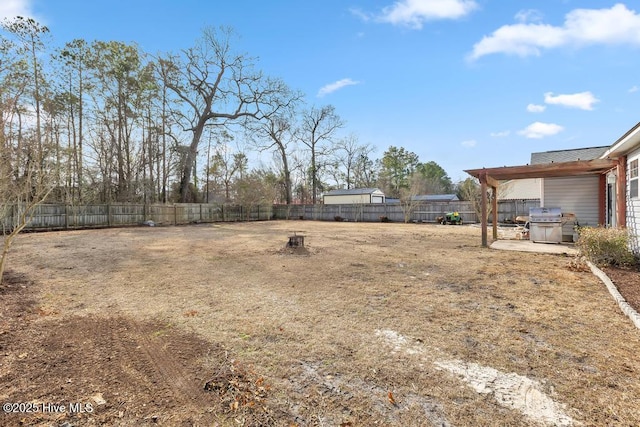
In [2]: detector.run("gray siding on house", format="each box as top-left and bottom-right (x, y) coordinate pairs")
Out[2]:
(627, 147), (640, 253)
(543, 176), (600, 239)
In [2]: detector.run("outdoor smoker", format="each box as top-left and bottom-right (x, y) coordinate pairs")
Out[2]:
(529, 207), (564, 244)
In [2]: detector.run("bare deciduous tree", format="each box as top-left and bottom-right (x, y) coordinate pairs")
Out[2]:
(235, 169), (278, 218)
(247, 81), (303, 205)
(298, 105), (344, 204)
(158, 27), (274, 202)
(0, 157), (54, 283)
(333, 134), (373, 189)
(399, 172), (427, 223)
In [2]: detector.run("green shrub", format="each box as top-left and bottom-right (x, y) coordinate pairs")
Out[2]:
(576, 226), (637, 267)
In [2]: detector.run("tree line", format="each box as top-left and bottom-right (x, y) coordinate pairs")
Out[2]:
(0, 17), (478, 208)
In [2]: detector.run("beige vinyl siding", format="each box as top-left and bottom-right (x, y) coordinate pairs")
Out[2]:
(543, 176), (600, 239)
(498, 178), (541, 200)
(323, 194), (371, 204)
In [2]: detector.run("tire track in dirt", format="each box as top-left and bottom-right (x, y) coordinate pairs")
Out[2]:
(3, 309), (220, 425)
(122, 317), (211, 408)
(82, 313), (216, 418)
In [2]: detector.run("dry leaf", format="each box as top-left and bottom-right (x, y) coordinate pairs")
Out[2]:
(387, 391), (397, 406)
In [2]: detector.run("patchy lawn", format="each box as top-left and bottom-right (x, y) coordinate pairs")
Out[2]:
(1, 221), (639, 426)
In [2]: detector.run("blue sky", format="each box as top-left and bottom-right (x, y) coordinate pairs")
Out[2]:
(4, 0), (640, 182)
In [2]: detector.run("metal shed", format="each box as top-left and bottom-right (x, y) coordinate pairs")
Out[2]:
(322, 188), (386, 205)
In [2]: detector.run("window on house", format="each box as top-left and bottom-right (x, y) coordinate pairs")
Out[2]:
(630, 158), (639, 199)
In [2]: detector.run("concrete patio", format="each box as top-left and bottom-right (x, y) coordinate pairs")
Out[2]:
(490, 239), (578, 255)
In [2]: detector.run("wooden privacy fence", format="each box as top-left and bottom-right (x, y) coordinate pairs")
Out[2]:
(272, 201), (478, 223)
(1, 199), (540, 232)
(495, 199), (540, 222)
(1, 203), (274, 231)
(272, 200), (540, 223)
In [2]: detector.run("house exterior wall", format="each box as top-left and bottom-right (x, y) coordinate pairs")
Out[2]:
(543, 176), (600, 240)
(627, 147), (640, 253)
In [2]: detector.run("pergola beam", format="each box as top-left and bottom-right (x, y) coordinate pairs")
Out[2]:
(465, 159), (617, 181)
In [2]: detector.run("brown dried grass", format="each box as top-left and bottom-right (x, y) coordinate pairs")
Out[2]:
(7, 221), (640, 426)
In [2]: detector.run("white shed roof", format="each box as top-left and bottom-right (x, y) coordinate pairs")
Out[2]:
(323, 188), (384, 196)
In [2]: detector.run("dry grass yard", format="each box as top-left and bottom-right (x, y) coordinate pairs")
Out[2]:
(1, 220), (639, 426)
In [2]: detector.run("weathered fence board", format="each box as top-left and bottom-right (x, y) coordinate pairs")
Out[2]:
(1, 199), (537, 233)
(1, 203), (274, 232)
(271, 200), (539, 224)
(271, 201), (480, 223)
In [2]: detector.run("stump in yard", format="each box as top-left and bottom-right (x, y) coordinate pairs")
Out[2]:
(287, 233), (304, 248)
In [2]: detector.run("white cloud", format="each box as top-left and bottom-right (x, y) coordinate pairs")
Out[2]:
(490, 130), (510, 137)
(349, 8), (371, 22)
(518, 122), (564, 139)
(527, 103), (546, 113)
(461, 139), (477, 147)
(317, 78), (361, 97)
(544, 91), (599, 110)
(0, 0), (32, 20)
(489, 130), (511, 138)
(469, 4), (640, 60)
(515, 9), (544, 24)
(375, 0), (478, 29)
(629, 85), (639, 93)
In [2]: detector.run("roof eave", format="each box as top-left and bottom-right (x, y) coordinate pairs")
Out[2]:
(602, 121), (640, 158)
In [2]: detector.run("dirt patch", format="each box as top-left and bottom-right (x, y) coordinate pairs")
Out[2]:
(601, 265), (640, 313)
(0, 281), (282, 426)
(1, 221), (640, 426)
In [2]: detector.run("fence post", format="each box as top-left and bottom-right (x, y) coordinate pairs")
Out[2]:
(107, 204), (112, 227)
(174, 204), (178, 226)
(200, 204), (203, 222)
(64, 205), (69, 229)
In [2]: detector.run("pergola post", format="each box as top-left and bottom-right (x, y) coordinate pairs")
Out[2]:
(480, 173), (488, 247)
(492, 185), (498, 240)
